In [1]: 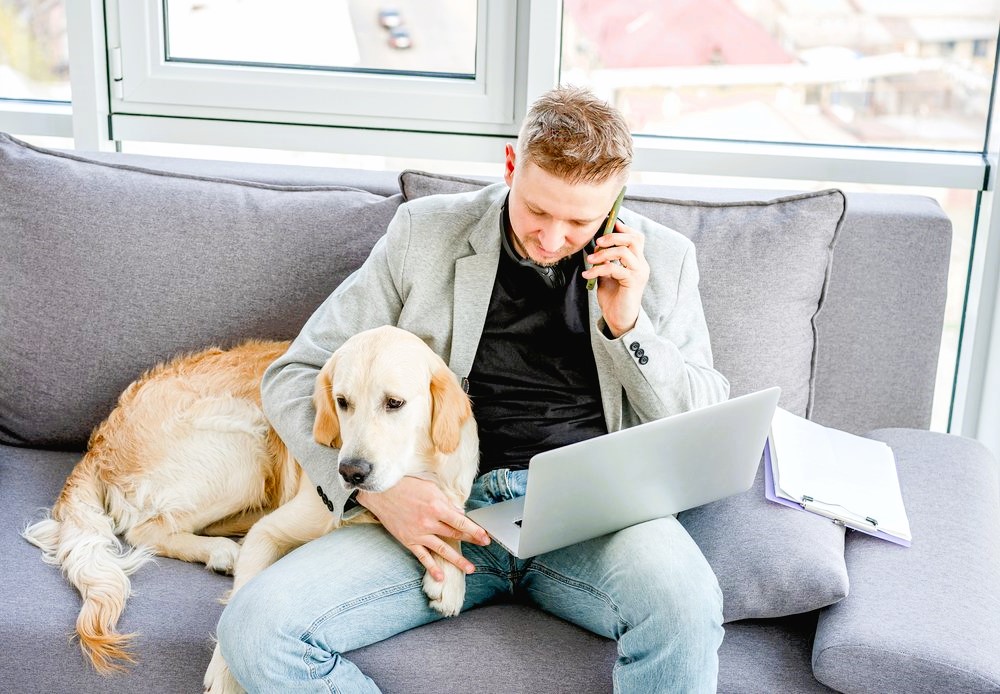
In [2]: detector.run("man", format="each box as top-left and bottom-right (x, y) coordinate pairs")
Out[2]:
(217, 86), (730, 692)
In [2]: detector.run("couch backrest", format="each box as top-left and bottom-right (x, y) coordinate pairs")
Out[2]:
(208, 166), (950, 433)
(0, 138), (950, 449)
(622, 184), (952, 434)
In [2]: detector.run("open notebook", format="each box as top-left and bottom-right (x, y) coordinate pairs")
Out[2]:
(765, 407), (911, 546)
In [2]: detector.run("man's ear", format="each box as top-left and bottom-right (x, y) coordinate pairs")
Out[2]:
(430, 367), (472, 454)
(504, 143), (516, 186)
(312, 354), (341, 448)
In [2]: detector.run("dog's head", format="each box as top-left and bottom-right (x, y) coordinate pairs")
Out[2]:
(312, 326), (474, 493)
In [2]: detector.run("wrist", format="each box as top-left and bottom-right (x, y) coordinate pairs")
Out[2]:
(605, 317), (637, 339)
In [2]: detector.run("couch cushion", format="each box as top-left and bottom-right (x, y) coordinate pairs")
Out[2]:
(680, 463), (849, 622)
(0, 133), (402, 449)
(400, 170), (850, 622)
(812, 430), (1000, 693)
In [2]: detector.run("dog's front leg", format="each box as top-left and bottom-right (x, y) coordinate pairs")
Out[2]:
(204, 644), (244, 694)
(422, 538), (466, 617)
(205, 472), (335, 694)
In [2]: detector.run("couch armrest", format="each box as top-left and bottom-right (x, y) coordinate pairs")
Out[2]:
(812, 429), (1000, 693)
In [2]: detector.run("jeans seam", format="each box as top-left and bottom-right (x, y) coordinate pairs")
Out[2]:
(300, 577), (426, 641)
(526, 563), (634, 631)
(527, 563), (637, 694)
(297, 578), (427, 691)
(302, 645), (339, 694)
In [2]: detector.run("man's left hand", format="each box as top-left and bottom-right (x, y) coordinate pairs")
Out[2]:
(582, 220), (650, 337)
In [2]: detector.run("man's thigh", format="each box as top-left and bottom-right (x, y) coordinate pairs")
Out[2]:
(225, 522), (505, 654)
(519, 515), (722, 639)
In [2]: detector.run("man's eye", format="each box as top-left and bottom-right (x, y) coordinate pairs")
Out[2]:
(335, 396), (350, 410)
(385, 397), (405, 411)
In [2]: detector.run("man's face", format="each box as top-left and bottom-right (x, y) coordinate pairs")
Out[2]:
(504, 144), (625, 267)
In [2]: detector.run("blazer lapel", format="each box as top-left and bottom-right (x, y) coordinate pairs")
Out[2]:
(449, 204), (502, 379)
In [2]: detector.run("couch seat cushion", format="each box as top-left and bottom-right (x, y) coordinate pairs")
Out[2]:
(3, 441), (834, 691)
(812, 430), (1000, 693)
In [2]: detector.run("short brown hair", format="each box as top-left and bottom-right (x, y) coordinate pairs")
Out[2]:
(517, 86), (632, 184)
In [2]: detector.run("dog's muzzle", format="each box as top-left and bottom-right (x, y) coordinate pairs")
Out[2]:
(339, 458), (373, 487)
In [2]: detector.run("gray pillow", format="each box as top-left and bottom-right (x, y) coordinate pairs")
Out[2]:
(0, 133), (402, 449)
(813, 430), (1000, 693)
(399, 169), (850, 622)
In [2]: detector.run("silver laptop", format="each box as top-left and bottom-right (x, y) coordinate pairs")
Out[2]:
(466, 387), (781, 558)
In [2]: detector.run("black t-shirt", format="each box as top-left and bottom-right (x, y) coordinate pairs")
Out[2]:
(467, 208), (607, 474)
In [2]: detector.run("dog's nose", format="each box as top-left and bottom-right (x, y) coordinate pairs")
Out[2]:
(339, 458), (373, 486)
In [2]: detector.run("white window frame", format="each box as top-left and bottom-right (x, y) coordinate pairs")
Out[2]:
(109, 0), (522, 133)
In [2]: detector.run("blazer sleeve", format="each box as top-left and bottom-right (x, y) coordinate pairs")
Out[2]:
(259, 205), (413, 515)
(597, 242), (730, 423)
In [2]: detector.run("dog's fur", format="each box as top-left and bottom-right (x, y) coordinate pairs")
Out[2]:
(22, 326), (479, 692)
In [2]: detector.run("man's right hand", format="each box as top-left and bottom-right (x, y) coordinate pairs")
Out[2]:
(356, 476), (490, 581)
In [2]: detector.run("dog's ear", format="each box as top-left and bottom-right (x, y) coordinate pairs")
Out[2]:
(312, 354), (342, 449)
(430, 367), (471, 454)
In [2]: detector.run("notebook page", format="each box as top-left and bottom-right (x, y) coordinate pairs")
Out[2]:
(826, 429), (911, 540)
(770, 408), (911, 541)
(769, 407), (836, 502)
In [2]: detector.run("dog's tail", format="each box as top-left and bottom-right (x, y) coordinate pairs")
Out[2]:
(22, 447), (154, 673)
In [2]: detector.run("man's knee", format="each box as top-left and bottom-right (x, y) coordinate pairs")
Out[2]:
(622, 519), (724, 632)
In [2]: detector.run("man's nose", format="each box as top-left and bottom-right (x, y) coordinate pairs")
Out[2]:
(537, 221), (569, 252)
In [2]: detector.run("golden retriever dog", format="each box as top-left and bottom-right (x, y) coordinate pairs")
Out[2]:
(22, 326), (479, 692)
(203, 327), (479, 692)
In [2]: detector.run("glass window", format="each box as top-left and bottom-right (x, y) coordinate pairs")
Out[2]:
(163, 0), (477, 77)
(0, 0), (70, 101)
(561, 0), (1000, 152)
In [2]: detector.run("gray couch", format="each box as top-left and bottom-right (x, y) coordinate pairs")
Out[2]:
(1, 132), (998, 693)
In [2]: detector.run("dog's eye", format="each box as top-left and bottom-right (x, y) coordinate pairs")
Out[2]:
(335, 396), (351, 410)
(384, 397), (405, 411)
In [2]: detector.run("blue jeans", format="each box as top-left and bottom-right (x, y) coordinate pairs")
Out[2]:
(218, 469), (724, 693)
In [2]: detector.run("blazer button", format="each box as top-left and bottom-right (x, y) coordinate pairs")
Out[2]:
(634, 348), (645, 358)
(639, 355), (649, 365)
(629, 341), (640, 352)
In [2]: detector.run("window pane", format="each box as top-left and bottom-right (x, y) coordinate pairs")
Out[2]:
(0, 0), (70, 101)
(164, 0), (477, 76)
(561, 0), (999, 151)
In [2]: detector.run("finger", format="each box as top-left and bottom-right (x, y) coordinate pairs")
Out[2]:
(429, 538), (477, 575)
(447, 513), (491, 546)
(590, 244), (635, 268)
(409, 545), (445, 582)
(596, 227), (640, 249)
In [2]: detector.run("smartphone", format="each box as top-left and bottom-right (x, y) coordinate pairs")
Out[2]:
(586, 186), (627, 291)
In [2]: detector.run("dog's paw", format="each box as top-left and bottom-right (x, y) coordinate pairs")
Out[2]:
(205, 538), (241, 574)
(422, 567), (465, 617)
(204, 643), (245, 694)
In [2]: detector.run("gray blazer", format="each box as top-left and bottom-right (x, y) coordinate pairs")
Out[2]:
(261, 183), (729, 511)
